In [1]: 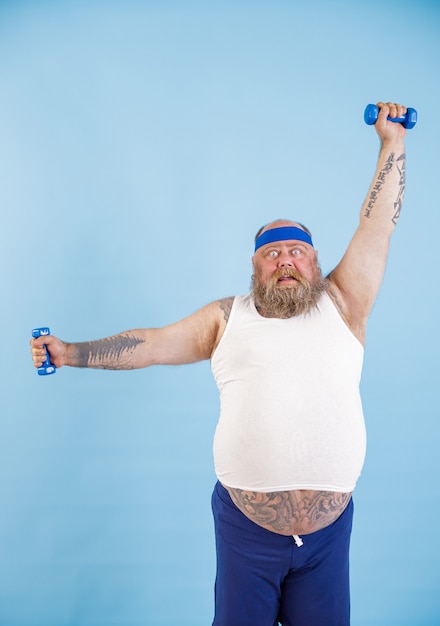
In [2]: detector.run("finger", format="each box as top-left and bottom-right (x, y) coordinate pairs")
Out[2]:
(396, 103), (407, 118)
(32, 347), (47, 358)
(376, 102), (389, 121)
(31, 337), (46, 349)
(384, 102), (407, 119)
(386, 101), (398, 118)
(31, 346), (47, 366)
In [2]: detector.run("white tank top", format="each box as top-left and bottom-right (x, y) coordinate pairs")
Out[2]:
(211, 293), (366, 493)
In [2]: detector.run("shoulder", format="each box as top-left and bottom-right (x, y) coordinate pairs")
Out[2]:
(205, 296), (236, 355)
(217, 296), (235, 323)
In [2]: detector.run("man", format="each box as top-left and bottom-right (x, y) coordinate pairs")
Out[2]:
(31, 101), (407, 625)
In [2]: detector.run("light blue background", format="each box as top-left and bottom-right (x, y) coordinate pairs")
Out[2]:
(1, 1), (439, 624)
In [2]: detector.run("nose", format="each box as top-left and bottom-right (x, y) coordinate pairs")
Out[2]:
(277, 253), (294, 268)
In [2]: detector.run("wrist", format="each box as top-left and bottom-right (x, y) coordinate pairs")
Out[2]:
(380, 136), (405, 150)
(65, 342), (79, 368)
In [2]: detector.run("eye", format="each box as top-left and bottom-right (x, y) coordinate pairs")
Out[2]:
(291, 247), (304, 257)
(267, 250), (279, 258)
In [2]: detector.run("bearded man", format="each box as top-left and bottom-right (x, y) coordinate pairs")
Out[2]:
(31, 101), (408, 626)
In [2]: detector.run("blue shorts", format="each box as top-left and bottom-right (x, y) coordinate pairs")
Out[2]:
(211, 481), (353, 626)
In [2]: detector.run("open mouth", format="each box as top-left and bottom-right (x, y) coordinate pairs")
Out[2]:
(277, 276), (298, 283)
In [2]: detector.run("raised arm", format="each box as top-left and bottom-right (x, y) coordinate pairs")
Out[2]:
(327, 101), (407, 344)
(30, 298), (234, 371)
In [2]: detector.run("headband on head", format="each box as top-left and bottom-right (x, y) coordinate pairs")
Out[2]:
(254, 226), (314, 252)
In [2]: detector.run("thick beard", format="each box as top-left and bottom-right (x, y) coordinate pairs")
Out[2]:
(252, 267), (328, 318)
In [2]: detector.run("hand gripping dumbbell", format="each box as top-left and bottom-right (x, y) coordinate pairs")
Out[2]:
(364, 104), (417, 129)
(32, 327), (56, 375)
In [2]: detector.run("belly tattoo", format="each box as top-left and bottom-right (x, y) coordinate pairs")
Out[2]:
(226, 487), (352, 535)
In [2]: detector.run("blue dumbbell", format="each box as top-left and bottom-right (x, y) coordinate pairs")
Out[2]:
(32, 327), (56, 375)
(364, 104), (417, 129)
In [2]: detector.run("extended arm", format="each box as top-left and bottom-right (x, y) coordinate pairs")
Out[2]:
(327, 102), (407, 342)
(30, 298), (233, 371)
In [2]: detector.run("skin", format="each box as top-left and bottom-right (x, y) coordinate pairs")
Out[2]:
(252, 224), (321, 290)
(31, 101), (406, 536)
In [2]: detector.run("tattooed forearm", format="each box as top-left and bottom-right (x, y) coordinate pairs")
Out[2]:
(69, 334), (146, 369)
(219, 297), (234, 323)
(392, 153), (406, 224)
(364, 152), (395, 219)
(364, 150), (406, 225)
(227, 487), (352, 535)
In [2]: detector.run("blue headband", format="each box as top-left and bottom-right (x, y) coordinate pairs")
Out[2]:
(254, 226), (314, 252)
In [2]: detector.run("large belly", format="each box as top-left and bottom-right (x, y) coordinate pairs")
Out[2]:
(224, 485), (352, 536)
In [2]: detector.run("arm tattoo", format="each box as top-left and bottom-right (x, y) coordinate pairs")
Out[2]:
(364, 152), (395, 219)
(392, 153), (405, 224)
(227, 487), (351, 535)
(219, 297), (234, 323)
(71, 334), (145, 369)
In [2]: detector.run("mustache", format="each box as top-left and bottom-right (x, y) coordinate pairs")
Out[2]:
(271, 267), (307, 285)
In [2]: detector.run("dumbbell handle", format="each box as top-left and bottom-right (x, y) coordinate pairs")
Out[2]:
(32, 327), (56, 375)
(364, 104), (417, 129)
